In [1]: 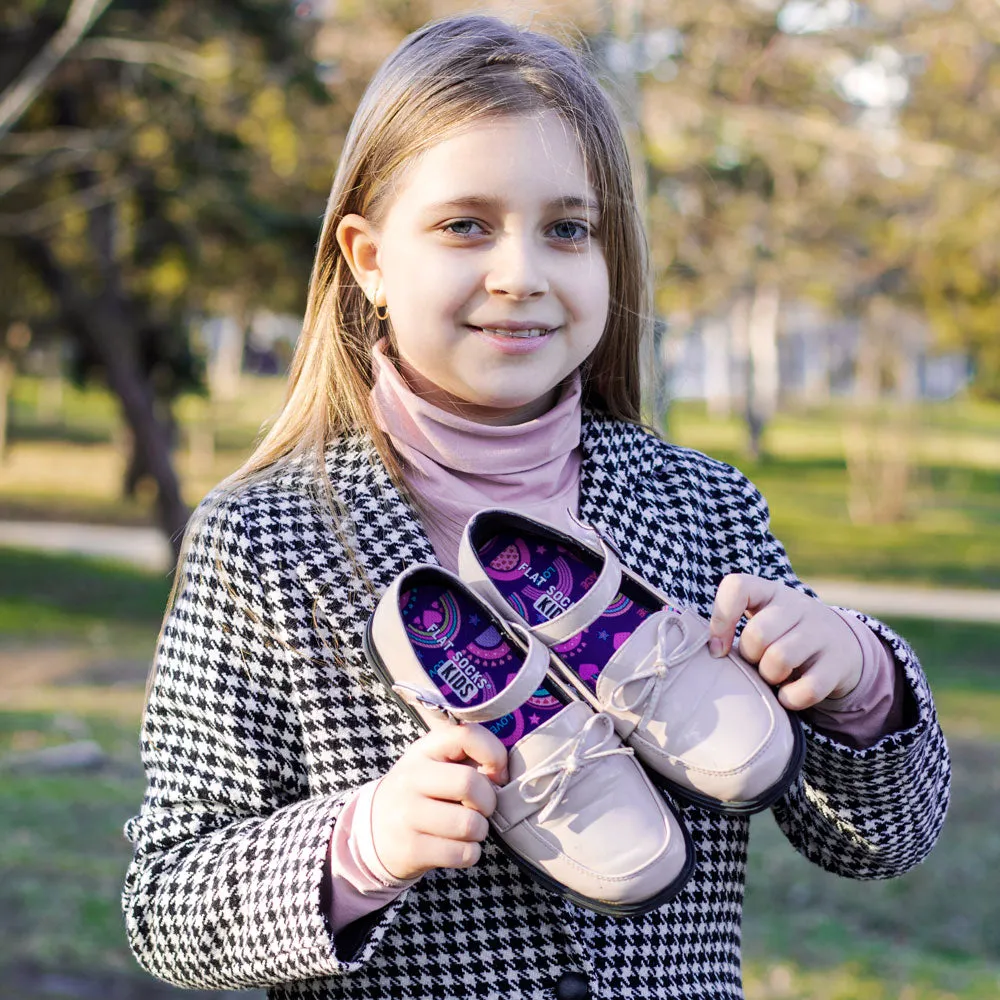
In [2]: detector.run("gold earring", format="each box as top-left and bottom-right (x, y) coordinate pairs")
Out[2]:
(371, 284), (389, 322)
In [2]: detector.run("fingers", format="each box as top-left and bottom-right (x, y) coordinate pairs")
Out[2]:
(409, 797), (490, 843)
(738, 604), (805, 670)
(709, 574), (781, 656)
(413, 758), (498, 817)
(372, 750), (495, 880)
(409, 832), (484, 871)
(756, 629), (821, 687)
(417, 724), (510, 786)
(710, 579), (864, 711)
(775, 655), (844, 711)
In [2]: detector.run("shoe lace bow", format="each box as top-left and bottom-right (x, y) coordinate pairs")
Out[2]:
(515, 712), (633, 823)
(607, 613), (708, 716)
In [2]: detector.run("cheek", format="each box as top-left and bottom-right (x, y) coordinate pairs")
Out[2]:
(385, 250), (478, 317)
(575, 259), (610, 328)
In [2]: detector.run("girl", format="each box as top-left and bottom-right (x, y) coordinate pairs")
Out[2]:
(123, 14), (950, 1000)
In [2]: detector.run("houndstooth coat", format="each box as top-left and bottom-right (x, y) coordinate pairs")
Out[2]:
(123, 409), (950, 1000)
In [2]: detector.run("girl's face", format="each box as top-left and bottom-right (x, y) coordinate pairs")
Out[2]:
(340, 112), (610, 424)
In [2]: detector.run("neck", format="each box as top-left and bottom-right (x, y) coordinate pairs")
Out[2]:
(394, 357), (560, 426)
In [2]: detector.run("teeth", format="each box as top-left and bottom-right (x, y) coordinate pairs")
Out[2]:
(480, 328), (549, 339)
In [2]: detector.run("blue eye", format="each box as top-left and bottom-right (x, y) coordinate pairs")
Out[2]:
(550, 220), (590, 241)
(444, 219), (485, 237)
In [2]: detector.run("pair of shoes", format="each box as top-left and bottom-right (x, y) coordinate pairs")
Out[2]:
(363, 509), (802, 917)
(364, 564), (694, 917)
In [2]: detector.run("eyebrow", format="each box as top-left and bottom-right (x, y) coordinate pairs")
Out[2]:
(425, 195), (600, 215)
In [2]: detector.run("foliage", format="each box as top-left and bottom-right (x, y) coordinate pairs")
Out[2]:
(0, 0), (341, 548)
(2, 0), (999, 554)
(1, 0), (337, 332)
(638, 0), (1000, 398)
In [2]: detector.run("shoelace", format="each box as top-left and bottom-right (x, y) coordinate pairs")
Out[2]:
(515, 712), (634, 823)
(607, 613), (709, 716)
(391, 682), (463, 725)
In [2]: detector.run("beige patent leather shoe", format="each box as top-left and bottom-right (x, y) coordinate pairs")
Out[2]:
(459, 509), (805, 815)
(363, 563), (695, 916)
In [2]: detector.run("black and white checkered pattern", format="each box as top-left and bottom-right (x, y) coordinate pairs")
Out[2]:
(122, 410), (951, 999)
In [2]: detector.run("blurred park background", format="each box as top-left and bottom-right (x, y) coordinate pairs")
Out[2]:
(1, 0), (999, 997)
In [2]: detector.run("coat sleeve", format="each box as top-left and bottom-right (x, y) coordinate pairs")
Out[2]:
(748, 487), (951, 880)
(121, 494), (412, 989)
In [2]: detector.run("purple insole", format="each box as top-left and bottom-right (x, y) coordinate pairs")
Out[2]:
(476, 531), (663, 690)
(399, 583), (564, 748)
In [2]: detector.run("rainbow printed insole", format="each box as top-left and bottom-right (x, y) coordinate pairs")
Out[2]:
(399, 583), (565, 748)
(476, 531), (663, 691)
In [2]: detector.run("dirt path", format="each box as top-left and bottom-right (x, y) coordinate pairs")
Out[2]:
(811, 578), (1000, 623)
(5, 520), (1000, 623)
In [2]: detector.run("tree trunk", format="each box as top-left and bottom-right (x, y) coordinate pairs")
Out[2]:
(100, 330), (188, 555)
(0, 354), (13, 464)
(844, 297), (914, 525)
(746, 283), (781, 460)
(19, 237), (189, 560)
(703, 318), (732, 418)
(209, 312), (246, 402)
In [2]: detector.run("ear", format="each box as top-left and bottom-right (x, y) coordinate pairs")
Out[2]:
(336, 213), (382, 305)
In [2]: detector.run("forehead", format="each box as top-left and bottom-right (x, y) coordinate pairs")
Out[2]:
(382, 111), (596, 218)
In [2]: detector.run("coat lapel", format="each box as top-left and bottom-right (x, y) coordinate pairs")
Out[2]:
(291, 434), (437, 670)
(578, 410), (698, 608)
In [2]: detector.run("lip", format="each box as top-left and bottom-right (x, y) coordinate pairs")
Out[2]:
(470, 320), (558, 332)
(466, 324), (558, 355)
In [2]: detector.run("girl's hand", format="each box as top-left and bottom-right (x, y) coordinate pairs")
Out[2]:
(708, 574), (863, 711)
(370, 724), (509, 882)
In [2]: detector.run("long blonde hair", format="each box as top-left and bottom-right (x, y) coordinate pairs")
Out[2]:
(149, 15), (654, 700)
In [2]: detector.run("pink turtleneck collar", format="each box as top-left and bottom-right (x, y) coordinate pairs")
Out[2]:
(369, 338), (582, 571)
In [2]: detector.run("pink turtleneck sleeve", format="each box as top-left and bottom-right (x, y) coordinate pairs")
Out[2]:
(326, 339), (903, 938)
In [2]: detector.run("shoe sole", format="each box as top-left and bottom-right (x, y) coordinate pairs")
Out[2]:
(362, 613), (697, 919)
(546, 651), (808, 816)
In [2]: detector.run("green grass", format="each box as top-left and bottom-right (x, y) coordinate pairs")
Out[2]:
(0, 548), (170, 638)
(667, 400), (1000, 590)
(2, 705), (998, 998)
(879, 616), (1000, 740)
(0, 704), (146, 985)
(1, 770), (143, 974)
(6, 379), (1000, 589)
(884, 616), (1000, 689)
(11, 374), (284, 450)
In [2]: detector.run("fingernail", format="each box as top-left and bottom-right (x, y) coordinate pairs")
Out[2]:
(709, 637), (724, 658)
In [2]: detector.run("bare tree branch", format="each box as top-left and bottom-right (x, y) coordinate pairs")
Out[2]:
(0, 128), (108, 155)
(0, 0), (114, 142)
(649, 90), (1000, 186)
(0, 174), (130, 236)
(0, 146), (97, 199)
(75, 37), (218, 78)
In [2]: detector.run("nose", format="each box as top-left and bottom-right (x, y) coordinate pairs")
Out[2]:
(484, 233), (549, 300)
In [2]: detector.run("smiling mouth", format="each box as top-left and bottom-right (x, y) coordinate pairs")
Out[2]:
(470, 326), (557, 339)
